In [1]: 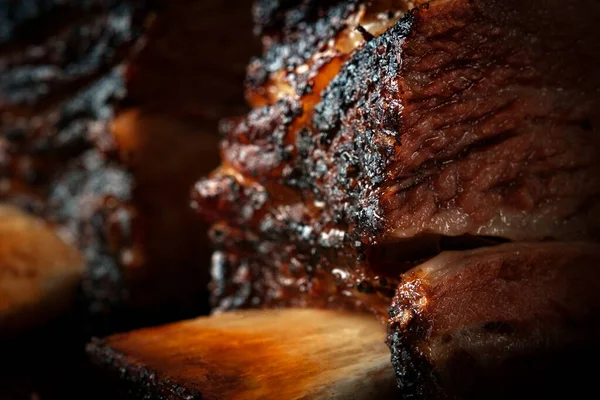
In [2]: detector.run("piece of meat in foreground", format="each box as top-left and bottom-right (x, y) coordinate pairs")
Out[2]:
(314, 0), (600, 243)
(195, 0), (600, 315)
(388, 242), (600, 399)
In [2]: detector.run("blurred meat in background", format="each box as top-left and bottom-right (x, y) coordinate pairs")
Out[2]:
(0, 0), (258, 398)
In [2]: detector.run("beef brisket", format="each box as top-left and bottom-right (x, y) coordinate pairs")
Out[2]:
(194, 0), (600, 313)
(193, 0), (600, 397)
(388, 243), (600, 399)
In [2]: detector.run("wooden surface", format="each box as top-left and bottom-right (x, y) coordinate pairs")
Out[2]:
(88, 309), (399, 399)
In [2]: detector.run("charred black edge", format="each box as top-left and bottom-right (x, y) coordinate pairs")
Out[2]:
(86, 338), (202, 400)
(247, 0), (360, 94)
(311, 12), (415, 240)
(385, 243), (600, 399)
(1, 0), (149, 315)
(387, 322), (600, 400)
(252, 0), (358, 36)
(387, 329), (447, 400)
(386, 276), (446, 400)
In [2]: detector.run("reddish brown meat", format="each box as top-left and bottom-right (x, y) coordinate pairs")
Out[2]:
(388, 243), (600, 399)
(193, 0), (600, 397)
(194, 0), (600, 314)
(193, 0), (421, 316)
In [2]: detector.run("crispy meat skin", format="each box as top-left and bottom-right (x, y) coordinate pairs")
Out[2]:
(195, 0), (422, 315)
(319, 0), (600, 242)
(1, 0), (255, 317)
(247, 0), (360, 96)
(388, 243), (600, 399)
(195, 0), (600, 316)
(207, 223), (398, 316)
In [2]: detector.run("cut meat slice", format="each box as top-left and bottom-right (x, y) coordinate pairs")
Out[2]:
(194, 0), (600, 317)
(194, 0), (423, 314)
(315, 0), (600, 243)
(87, 309), (397, 400)
(388, 242), (600, 399)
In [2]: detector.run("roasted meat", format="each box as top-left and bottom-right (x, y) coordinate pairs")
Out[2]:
(87, 309), (397, 400)
(388, 243), (600, 399)
(194, 0), (417, 317)
(1, 0), (257, 320)
(194, 0), (600, 314)
(192, 0), (600, 397)
(1, 0), (147, 318)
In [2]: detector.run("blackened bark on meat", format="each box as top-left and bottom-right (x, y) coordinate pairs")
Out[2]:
(196, 0), (600, 319)
(191, 15), (600, 400)
(253, 0), (356, 35)
(313, 14), (415, 239)
(205, 222), (397, 317)
(1, 0), (148, 317)
(314, 0), (600, 243)
(220, 99), (303, 179)
(0, 2), (143, 209)
(248, 0), (361, 97)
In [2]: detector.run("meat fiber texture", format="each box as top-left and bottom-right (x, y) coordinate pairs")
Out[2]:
(0, 0), (256, 324)
(194, 0), (600, 313)
(193, 0), (600, 397)
(388, 243), (600, 399)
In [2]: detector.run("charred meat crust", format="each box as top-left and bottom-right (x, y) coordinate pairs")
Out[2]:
(1, 1), (147, 313)
(194, 1), (419, 315)
(87, 338), (201, 400)
(47, 150), (133, 312)
(207, 228), (399, 316)
(220, 99), (304, 180)
(196, 0), (600, 316)
(248, 0), (361, 95)
(313, 13), (415, 240)
(315, 0), (600, 243)
(252, 0), (358, 36)
(0, 2), (144, 209)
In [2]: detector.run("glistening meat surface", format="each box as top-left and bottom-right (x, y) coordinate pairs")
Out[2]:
(388, 243), (600, 399)
(194, 0), (600, 317)
(317, 0), (600, 242)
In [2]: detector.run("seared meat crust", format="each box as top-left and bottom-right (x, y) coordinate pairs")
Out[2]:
(195, 0), (600, 317)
